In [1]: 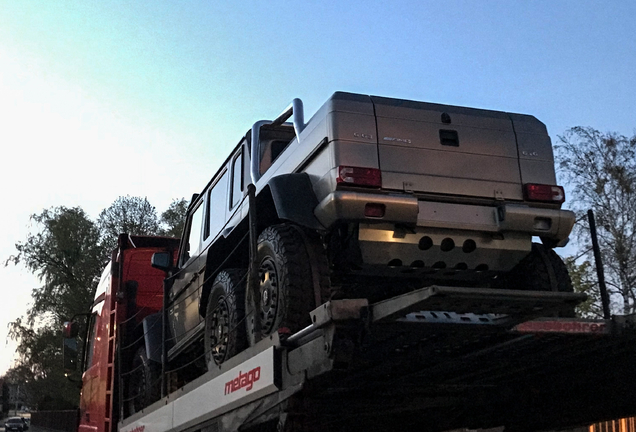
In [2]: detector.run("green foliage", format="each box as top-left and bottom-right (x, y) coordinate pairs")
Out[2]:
(564, 257), (604, 318)
(5, 322), (80, 410)
(5, 207), (103, 409)
(6, 196), (185, 410)
(8, 207), (106, 325)
(97, 196), (160, 251)
(159, 198), (188, 238)
(556, 127), (636, 315)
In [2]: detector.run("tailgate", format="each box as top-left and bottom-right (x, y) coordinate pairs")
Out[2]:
(371, 96), (523, 200)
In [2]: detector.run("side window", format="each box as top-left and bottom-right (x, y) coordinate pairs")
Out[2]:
(270, 139), (289, 163)
(84, 314), (97, 369)
(258, 125), (295, 175)
(230, 151), (243, 209)
(208, 171), (229, 241)
(181, 202), (204, 265)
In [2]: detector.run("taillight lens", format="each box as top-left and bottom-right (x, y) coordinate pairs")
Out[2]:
(336, 166), (382, 188)
(524, 184), (565, 204)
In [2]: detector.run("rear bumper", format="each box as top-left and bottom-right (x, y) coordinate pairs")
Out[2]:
(314, 191), (575, 242)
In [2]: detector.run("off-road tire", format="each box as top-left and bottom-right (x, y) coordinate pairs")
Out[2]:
(511, 243), (573, 293)
(204, 269), (247, 369)
(128, 346), (161, 415)
(246, 224), (329, 346)
(509, 243), (574, 317)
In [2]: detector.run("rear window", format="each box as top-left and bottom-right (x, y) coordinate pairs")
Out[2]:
(258, 124), (295, 175)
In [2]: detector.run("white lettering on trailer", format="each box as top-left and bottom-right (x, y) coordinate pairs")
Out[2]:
(120, 347), (277, 432)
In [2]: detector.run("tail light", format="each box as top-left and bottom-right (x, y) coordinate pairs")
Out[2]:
(524, 184), (565, 204)
(336, 166), (382, 188)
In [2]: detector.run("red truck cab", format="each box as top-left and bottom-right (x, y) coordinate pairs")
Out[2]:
(67, 235), (179, 432)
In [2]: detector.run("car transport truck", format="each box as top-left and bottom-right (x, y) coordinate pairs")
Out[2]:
(63, 93), (636, 432)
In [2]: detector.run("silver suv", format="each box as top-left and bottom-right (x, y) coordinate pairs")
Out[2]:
(157, 92), (575, 369)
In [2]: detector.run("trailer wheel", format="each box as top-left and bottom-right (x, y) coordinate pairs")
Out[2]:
(246, 224), (328, 346)
(128, 346), (160, 415)
(204, 269), (247, 368)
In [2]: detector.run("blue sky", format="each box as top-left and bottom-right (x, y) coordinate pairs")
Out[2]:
(1, 0), (634, 373)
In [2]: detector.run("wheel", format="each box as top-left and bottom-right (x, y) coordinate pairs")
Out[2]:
(128, 346), (161, 415)
(508, 243), (575, 317)
(204, 269), (247, 368)
(246, 224), (329, 346)
(510, 243), (573, 292)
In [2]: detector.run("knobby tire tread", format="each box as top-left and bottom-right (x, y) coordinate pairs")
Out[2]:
(205, 269), (247, 367)
(512, 243), (573, 293)
(249, 224), (329, 343)
(128, 346), (161, 414)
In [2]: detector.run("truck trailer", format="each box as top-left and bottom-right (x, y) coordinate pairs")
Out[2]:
(63, 93), (636, 432)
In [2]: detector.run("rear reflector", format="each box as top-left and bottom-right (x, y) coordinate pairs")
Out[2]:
(524, 184), (565, 204)
(337, 166), (382, 188)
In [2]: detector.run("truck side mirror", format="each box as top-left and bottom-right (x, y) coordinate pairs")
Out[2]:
(151, 252), (173, 272)
(62, 321), (79, 338)
(63, 335), (78, 372)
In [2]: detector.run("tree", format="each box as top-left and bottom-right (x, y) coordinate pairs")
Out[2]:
(6, 206), (106, 409)
(6, 197), (183, 410)
(8, 207), (106, 325)
(564, 257), (605, 318)
(159, 198), (188, 238)
(98, 196), (159, 250)
(5, 324), (80, 410)
(556, 127), (636, 315)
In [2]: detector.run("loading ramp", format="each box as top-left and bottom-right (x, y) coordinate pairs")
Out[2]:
(120, 286), (636, 432)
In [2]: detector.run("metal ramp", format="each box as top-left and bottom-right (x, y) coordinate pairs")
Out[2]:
(118, 285), (636, 432)
(371, 285), (586, 322)
(285, 287), (636, 432)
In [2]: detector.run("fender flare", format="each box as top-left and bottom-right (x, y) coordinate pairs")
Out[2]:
(264, 173), (324, 231)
